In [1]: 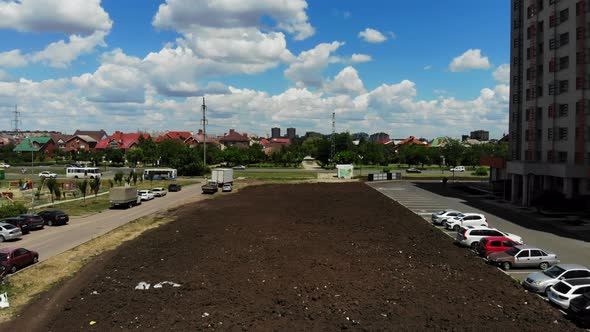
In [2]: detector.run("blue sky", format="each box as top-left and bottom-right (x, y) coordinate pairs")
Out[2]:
(0, 0), (510, 139)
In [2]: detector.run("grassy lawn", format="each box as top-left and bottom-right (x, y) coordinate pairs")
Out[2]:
(236, 171), (317, 180)
(40, 194), (111, 216)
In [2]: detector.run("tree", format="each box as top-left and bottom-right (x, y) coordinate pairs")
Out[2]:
(78, 179), (89, 205)
(126, 148), (144, 166)
(45, 178), (58, 205)
(105, 148), (125, 165)
(114, 172), (124, 186)
(442, 139), (465, 167)
(90, 177), (101, 198)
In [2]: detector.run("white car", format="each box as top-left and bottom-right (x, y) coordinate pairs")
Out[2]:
(450, 166), (465, 172)
(138, 190), (155, 201)
(0, 163), (10, 168)
(38, 171), (57, 178)
(455, 226), (523, 250)
(523, 264), (590, 294)
(222, 183), (232, 192)
(547, 278), (590, 309)
(151, 187), (168, 197)
(431, 210), (462, 226)
(444, 213), (487, 231)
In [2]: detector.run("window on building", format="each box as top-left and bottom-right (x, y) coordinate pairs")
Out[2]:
(548, 128), (554, 140)
(559, 127), (568, 140)
(559, 56), (569, 70)
(558, 151), (568, 163)
(549, 81), (557, 95)
(560, 8), (569, 23)
(559, 104), (569, 117)
(577, 26), (585, 40)
(538, 21), (544, 33)
(547, 150), (554, 162)
(549, 38), (558, 49)
(560, 79), (569, 93)
(560, 32), (569, 46)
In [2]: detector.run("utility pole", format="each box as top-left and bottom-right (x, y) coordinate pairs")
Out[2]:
(331, 111), (336, 165)
(12, 105), (21, 134)
(201, 97), (207, 166)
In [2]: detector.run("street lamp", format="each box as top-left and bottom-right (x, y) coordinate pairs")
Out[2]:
(28, 141), (35, 214)
(359, 155), (364, 177)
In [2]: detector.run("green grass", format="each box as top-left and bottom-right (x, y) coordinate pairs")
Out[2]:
(38, 194), (111, 216)
(237, 171), (317, 180)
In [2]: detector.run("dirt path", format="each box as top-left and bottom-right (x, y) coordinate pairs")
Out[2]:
(5, 183), (582, 331)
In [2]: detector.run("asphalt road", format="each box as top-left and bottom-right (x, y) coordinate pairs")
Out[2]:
(367, 180), (590, 281)
(0, 182), (206, 262)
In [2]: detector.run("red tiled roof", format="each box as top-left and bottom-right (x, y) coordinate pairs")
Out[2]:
(376, 138), (392, 145)
(96, 131), (150, 149)
(73, 130), (107, 141)
(259, 138), (270, 145)
(396, 136), (429, 147)
(155, 131), (192, 143)
(220, 129), (249, 143)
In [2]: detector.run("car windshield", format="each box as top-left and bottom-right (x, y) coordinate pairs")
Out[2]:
(543, 265), (566, 278)
(505, 248), (519, 256)
(553, 282), (571, 294)
(2, 224), (16, 230)
(456, 214), (465, 218)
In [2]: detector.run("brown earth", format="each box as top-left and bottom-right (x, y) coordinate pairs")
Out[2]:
(4, 183), (583, 331)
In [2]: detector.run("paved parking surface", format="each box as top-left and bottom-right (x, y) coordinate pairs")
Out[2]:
(368, 180), (590, 284)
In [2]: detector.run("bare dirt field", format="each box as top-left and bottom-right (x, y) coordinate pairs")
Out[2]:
(3, 183), (582, 331)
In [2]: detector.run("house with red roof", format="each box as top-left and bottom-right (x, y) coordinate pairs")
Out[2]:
(155, 131), (192, 143)
(73, 130), (108, 142)
(219, 129), (250, 148)
(50, 133), (73, 151)
(64, 135), (98, 152)
(184, 129), (220, 148)
(95, 131), (150, 152)
(393, 136), (429, 152)
(260, 137), (291, 155)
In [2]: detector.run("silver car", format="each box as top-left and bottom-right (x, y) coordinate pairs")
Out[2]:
(522, 264), (590, 294)
(0, 222), (23, 242)
(431, 210), (461, 225)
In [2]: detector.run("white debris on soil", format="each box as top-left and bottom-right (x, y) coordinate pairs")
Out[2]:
(135, 282), (151, 290)
(153, 281), (181, 289)
(201, 312), (210, 318)
(0, 293), (9, 308)
(135, 281), (182, 290)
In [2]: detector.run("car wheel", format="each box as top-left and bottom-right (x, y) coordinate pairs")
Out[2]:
(470, 242), (479, 251)
(453, 225), (460, 232)
(501, 262), (511, 271)
(544, 286), (551, 294)
(48, 220), (53, 226)
(539, 262), (549, 270)
(33, 256), (38, 264)
(0, 235), (4, 243)
(10, 265), (17, 273)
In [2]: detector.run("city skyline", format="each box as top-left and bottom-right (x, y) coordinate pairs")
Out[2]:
(0, 1), (509, 138)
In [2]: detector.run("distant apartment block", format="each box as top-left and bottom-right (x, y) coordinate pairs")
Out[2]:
(508, 0), (590, 205)
(470, 130), (489, 141)
(287, 127), (296, 139)
(271, 127), (281, 138)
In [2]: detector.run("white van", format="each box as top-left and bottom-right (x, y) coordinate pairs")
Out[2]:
(65, 167), (102, 179)
(450, 166), (465, 172)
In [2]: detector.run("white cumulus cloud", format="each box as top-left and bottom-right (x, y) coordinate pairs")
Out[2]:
(449, 49), (491, 72)
(284, 41), (344, 87)
(0, 0), (112, 34)
(358, 28), (387, 43)
(324, 66), (366, 96)
(350, 54), (372, 63)
(30, 30), (108, 68)
(492, 64), (510, 83)
(0, 50), (28, 68)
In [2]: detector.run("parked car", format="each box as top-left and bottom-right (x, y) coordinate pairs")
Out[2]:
(138, 190), (155, 201)
(406, 168), (422, 173)
(0, 163), (10, 168)
(0, 223), (22, 242)
(547, 278), (590, 309)
(152, 187), (168, 197)
(487, 245), (559, 271)
(456, 227), (523, 250)
(222, 183), (233, 192)
(431, 210), (462, 226)
(0, 217), (30, 234)
(168, 183), (182, 192)
(19, 214), (45, 230)
(450, 166), (466, 172)
(37, 210), (69, 226)
(0, 247), (39, 273)
(569, 291), (590, 326)
(38, 171), (57, 179)
(477, 236), (522, 258)
(232, 165), (246, 170)
(522, 264), (590, 294)
(444, 213), (487, 231)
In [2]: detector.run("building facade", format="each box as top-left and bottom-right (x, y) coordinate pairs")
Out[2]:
(286, 127), (296, 139)
(470, 130), (490, 141)
(271, 127), (281, 138)
(508, 0), (590, 205)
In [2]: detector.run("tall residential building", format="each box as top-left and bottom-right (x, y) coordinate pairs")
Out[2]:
(470, 130), (489, 141)
(271, 127), (280, 138)
(286, 127), (296, 139)
(508, 0), (590, 206)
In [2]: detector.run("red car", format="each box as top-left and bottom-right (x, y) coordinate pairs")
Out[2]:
(0, 247), (39, 273)
(477, 236), (521, 258)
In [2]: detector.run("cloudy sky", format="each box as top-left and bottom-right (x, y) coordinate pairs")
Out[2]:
(0, 0), (510, 139)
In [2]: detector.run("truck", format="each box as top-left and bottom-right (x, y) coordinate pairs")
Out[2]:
(109, 186), (141, 208)
(211, 168), (234, 187)
(201, 180), (219, 194)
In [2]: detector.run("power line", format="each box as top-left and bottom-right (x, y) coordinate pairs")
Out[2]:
(201, 97), (207, 166)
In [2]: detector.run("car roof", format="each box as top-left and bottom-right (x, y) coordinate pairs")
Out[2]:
(459, 213), (484, 216)
(554, 264), (589, 270)
(480, 236), (511, 241)
(514, 245), (552, 252)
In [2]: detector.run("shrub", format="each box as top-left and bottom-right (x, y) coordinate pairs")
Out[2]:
(383, 167), (392, 173)
(0, 203), (28, 218)
(473, 167), (488, 176)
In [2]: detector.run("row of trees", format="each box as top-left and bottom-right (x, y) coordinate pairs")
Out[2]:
(0, 134), (508, 175)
